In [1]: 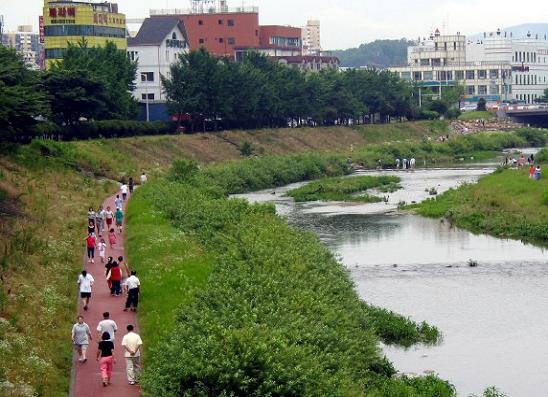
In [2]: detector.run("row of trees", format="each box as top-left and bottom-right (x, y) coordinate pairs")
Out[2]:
(163, 49), (417, 131)
(0, 41), (137, 138)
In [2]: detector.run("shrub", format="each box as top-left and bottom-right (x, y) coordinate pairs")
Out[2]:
(536, 148), (548, 163)
(515, 128), (548, 147)
(445, 108), (462, 120)
(240, 141), (255, 157)
(477, 98), (487, 111)
(418, 110), (440, 120)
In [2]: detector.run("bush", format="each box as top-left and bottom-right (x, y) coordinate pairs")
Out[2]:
(445, 108), (462, 120)
(418, 110), (440, 120)
(240, 141), (255, 157)
(477, 98), (487, 111)
(538, 148), (548, 163)
(515, 128), (548, 147)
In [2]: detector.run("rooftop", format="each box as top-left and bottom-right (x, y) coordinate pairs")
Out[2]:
(128, 17), (188, 46)
(150, 6), (259, 16)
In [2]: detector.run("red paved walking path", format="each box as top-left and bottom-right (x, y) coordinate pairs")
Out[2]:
(71, 193), (141, 397)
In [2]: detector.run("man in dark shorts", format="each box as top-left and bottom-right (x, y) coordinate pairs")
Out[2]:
(78, 270), (95, 311)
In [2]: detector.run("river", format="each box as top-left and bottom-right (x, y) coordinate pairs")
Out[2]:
(234, 163), (547, 396)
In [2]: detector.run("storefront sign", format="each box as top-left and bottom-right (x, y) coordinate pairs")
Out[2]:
(49, 7), (76, 24)
(39, 16), (45, 43)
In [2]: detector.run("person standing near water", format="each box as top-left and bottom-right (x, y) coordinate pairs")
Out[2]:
(78, 270), (94, 311)
(72, 315), (92, 363)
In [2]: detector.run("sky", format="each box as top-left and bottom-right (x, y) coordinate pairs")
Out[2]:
(2, 0), (548, 49)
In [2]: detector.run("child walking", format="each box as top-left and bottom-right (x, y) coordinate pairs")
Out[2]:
(97, 237), (107, 263)
(96, 332), (115, 387)
(108, 228), (117, 249)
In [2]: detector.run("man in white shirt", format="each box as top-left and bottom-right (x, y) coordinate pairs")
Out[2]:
(140, 172), (147, 185)
(121, 324), (143, 385)
(97, 312), (118, 342)
(120, 183), (129, 201)
(124, 271), (141, 312)
(77, 270), (94, 311)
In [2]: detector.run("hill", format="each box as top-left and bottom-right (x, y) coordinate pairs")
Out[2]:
(468, 23), (548, 41)
(329, 39), (412, 68)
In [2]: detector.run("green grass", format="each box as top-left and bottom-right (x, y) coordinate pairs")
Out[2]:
(286, 175), (401, 203)
(354, 120), (448, 143)
(409, 166), (548, 244)
(458, 111), (495, 121)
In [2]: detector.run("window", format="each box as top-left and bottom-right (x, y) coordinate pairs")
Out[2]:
(490, 70), (499, 79)
(255, 29), (258, 36)
(466, 70), (475, 80)
(172, 32), (177, 40)
(228, 37), (236, 45)
(44, 25), (126, 39)
(128, 51), (138, 61)
(478, 70), (486, 79)
(420, 59), (430, 66)
(455, 70), (465, 80)
(141, 93), (154, 100)
(199, 38), (205, 44)
(141, 72), (154, 82)
(413, 72), (422, 81)
(466, 85), (476, 95)
(489, 85), (499, 95)
(218, 19), (224, 25)
(219, 38), (224, 43)
(401, 72), (411, 80)
(228, 19), (234, 26)
(198, 20), (204, 25)
(423, 71), (433, 80)
(478, 85), (487, 95)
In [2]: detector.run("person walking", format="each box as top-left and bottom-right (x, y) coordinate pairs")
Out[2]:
(118, 256), (131, 295)
(96, 332), (115, 387)
(124, 271), (140, 312)
(105, 206), (114, 231)
(121, 324), (143, 385)
(104, 257), (115, 290)
(529, 164), (536, 179)
(78, 270), (94, 311)
(120, 182), (129, 202)
(107, 262), (123, 296)
(115, 207), (124, 234)
(97, 237), (107, 264)
(72, 315), (92, 363)
(128, 177), (134, 195)
(86, 233), (96, 263)
(114, 195), (123, 211)
(108, 228), (117, 249)
(87, 221), (96, 236)
(140, 172), (147, 185)
(87, 207), (96, 227)
(535, 166), (542, 181)
(96, 312), (118, 342)
(96, 206), (105, 235)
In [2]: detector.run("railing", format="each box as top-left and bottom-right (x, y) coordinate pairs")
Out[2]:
(150, 6), (259, 15)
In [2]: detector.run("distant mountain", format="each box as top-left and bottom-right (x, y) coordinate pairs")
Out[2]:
(468, 23), (548, 41)
(329, 39), (413, 68)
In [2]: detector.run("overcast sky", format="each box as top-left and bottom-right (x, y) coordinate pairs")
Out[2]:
(2, 0), (548, 49)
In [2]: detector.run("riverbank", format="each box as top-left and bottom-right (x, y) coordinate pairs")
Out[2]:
(408, 164), (548, 245)
(127, 159), (450, 396)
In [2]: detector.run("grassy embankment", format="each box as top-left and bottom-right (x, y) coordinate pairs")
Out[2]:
(0, 121), (446, 396)
(287, 175), (401, 203)
(408, 159), (548, 245)
(458, 111), (495, 121)
(127, 159), (449, 396)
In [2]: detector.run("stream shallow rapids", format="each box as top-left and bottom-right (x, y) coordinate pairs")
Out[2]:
(234, 164), (548, 396)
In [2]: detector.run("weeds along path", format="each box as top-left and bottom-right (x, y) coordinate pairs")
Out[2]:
(71, 193), (140, 397)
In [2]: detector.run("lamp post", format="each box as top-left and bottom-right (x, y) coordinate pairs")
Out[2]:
(141, 72), (150, 122)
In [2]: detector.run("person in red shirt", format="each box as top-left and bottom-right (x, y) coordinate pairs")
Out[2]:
(107, 262), (122, 296)
(86, 233), (96, 264)
(529, 165), (536, 179)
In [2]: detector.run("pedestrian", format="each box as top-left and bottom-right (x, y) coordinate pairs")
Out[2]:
(124, 271), (140, 312)
(105, 206), (114, 230)
(121, 324), (143, 385)
(108, 228), (117, 249)
(87, 207), (96, 227)
(87, 221), (95, 236)
(120, 182), (129, 201)
(107, 262), (122, 296)
(535, 166), (542, 180)
(96, 206), (105, 235)
(78, 270), (94, 311)
(98, 237), (107, 263)
(86, 233), (96, 264)
(140, 172), (147, 185)
(402, 158), (408, 170)
(410, 157), (416, 170)
(72, 315), (92, 363)
(118, 256), (131, 295)
(114, 195), (123, 210)
(529, 164), (536, 179)
(128, 177), (134, 194)
(395, 158), (401, 169)
(115, 207), (124, 234)
(97, 312), (118, 342)
(96, 332), (115, 387)
(105, 257), (115, 290)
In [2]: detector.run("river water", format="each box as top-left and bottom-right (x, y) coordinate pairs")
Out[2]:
(234, 164), (548, 396)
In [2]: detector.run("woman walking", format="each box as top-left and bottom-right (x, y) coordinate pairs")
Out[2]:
(77, 270), (94, 311)
(97, 237), (107, 264)
(128, 177), (134, 195)
(105, 206), (114, 231)
(86, 233), (96, 264)
(108, 262), (123, 297)
(108, 228), (117, 249)
(96, 332), (115, 387)
(87, 207), (96, 227)
(96, 206), (105, 235)
(72, 315), (92, 363)
(115, 207), (124, 234)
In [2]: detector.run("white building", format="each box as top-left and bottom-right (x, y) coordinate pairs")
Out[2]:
(1, 25), (42, 69)
(128, 17), (189, 107)
(302, 20), (321, 55)
(391, 29), (548, 105)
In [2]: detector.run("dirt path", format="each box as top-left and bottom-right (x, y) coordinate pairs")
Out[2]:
(71, 193), (140, 397)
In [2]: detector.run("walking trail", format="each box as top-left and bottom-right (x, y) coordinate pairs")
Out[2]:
(71, 193), (140, 397)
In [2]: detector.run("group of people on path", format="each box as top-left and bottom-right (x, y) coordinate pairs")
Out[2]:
(395, 157), (416, 170)
(74, 172), (147, 387)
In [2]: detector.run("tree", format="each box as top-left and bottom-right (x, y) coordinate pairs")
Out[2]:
(535, 88), (548, 103)
(0, 46), (48, 138)
(47, 40), (138, 122)
(477, 98), (487, 111)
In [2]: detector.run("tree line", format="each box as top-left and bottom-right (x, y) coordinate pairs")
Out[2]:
(163, 48), (416, 131)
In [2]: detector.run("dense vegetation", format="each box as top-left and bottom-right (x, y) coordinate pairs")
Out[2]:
(330, 39), (412, 68)
(163, 49), (416, 131)
(287, 175), (401, 202)
(408, 165), (548, 244)
(128, 158), (450, 396)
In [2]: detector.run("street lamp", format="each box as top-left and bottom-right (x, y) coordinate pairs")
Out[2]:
(141, 72), (150, 122)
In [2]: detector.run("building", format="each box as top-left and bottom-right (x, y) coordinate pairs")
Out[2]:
(391, 29), (548, 105)
(274, 55), (340, 72)
(1, 25), (41, 69)
(234, 25), (302, 59)
(128, 17), (189, 121)
(150, 5), (260, 58)
(302, 20), (321, 55)
(42, 0), (127, 66)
